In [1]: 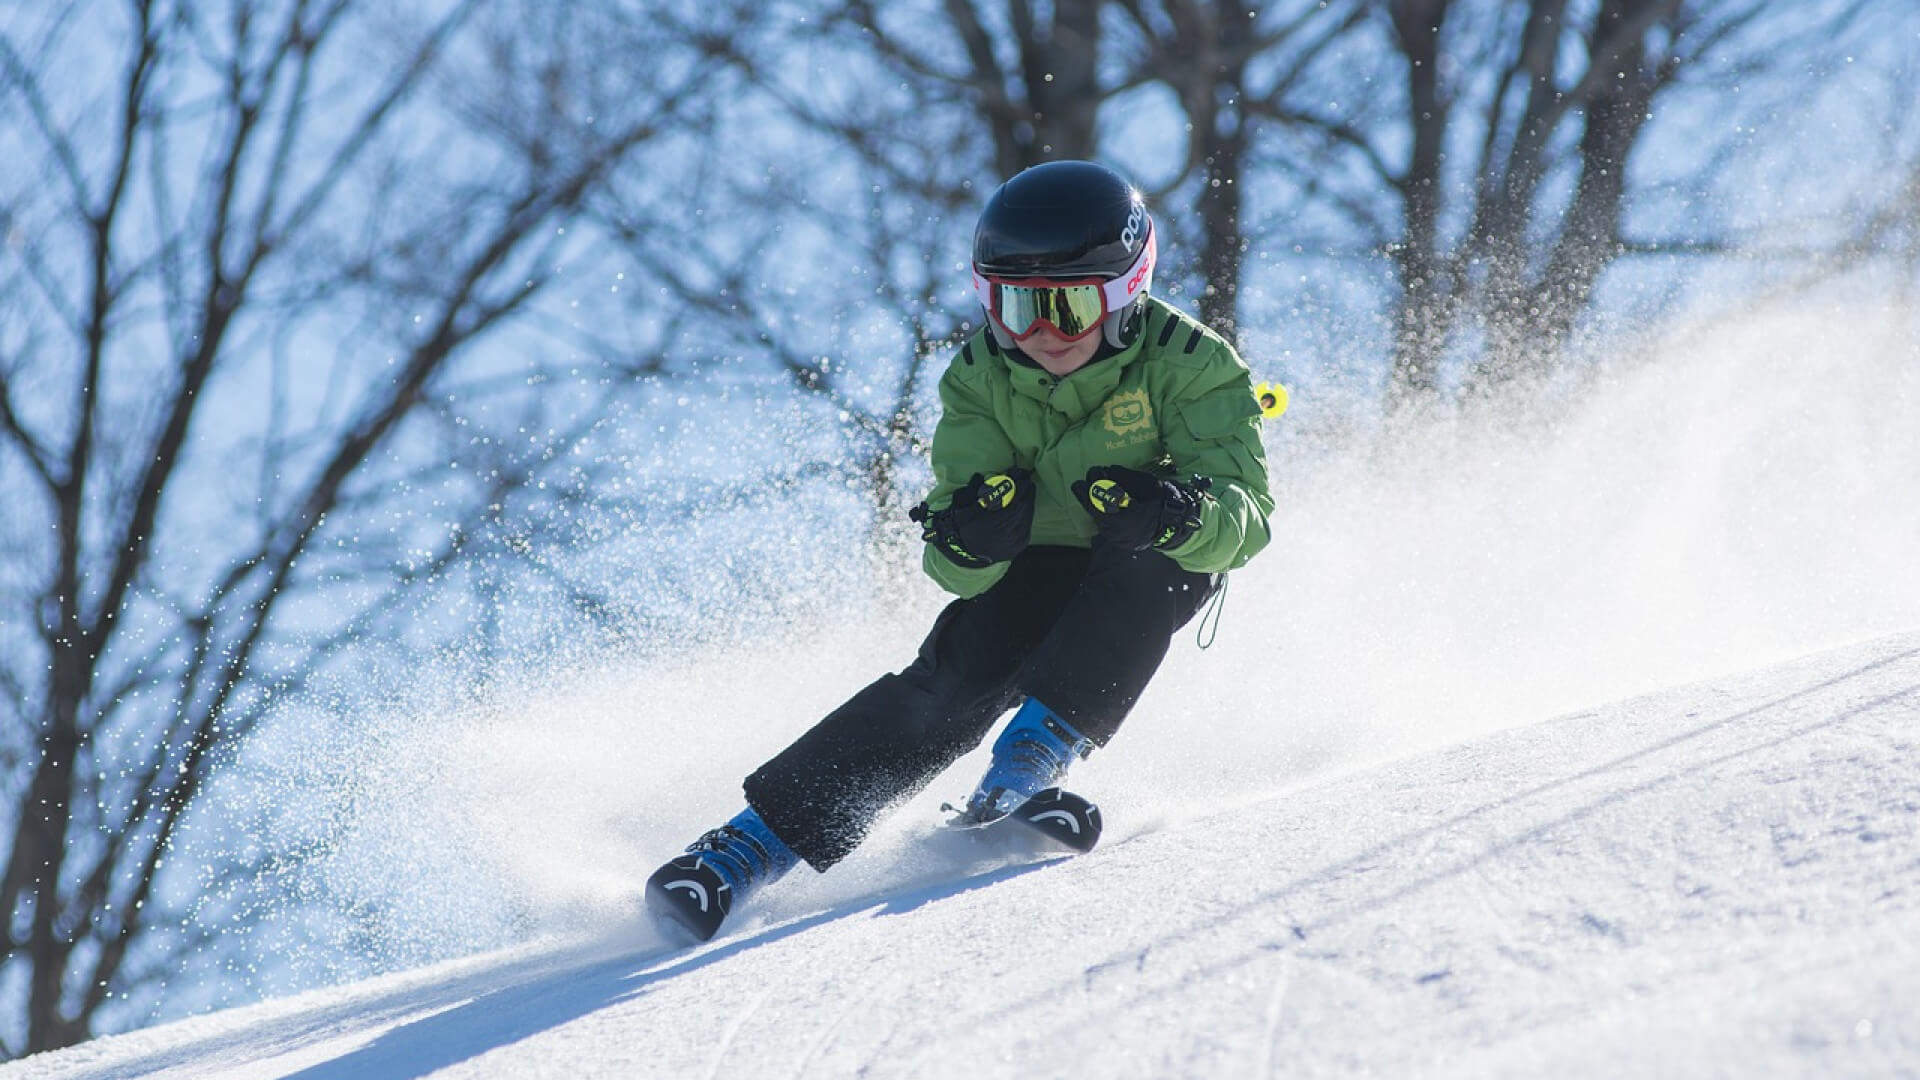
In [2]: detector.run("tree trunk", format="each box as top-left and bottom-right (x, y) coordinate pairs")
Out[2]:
(1387, 0), (1457, 410)
(1193, 0), (1254, 347)
(1529, 0), (1659, 353)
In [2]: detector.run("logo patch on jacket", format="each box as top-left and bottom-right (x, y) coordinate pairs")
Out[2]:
(1101, 388), (1155, 448)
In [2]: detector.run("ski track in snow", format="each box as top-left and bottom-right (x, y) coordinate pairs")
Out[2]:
(6, 630), (1917, 1079)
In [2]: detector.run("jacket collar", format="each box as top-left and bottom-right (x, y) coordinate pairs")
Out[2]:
(1003, 331), (1149, 421)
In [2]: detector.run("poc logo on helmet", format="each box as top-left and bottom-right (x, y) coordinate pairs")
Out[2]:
(1120, 202), (1146, 251)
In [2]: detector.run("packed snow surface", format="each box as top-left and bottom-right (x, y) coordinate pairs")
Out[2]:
(8, 629), (1916, 1079)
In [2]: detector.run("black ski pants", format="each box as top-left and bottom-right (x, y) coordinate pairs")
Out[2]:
(744, 544), (1218, 870)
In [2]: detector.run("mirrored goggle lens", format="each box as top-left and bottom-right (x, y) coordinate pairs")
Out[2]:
(991, 281), (1106, 340)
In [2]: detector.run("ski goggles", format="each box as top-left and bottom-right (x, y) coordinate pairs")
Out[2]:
(972, 228), (1156, 342)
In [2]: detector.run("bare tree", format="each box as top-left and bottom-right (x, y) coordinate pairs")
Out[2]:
(0, 0), (717, 1054)
(837, 0), (1105, 178)
(1254, 0), (1892, 409)
(575, 3), (996, 572)
(751, 1), (1905, 417)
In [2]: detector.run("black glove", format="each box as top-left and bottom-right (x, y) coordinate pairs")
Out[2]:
(1071, 465), (1207, 552)
(910, 469), (1036, 568)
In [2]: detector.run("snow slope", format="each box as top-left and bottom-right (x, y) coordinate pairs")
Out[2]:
(9, 628), (1916, 1080)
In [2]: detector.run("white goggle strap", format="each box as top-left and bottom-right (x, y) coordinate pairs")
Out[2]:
(1099, 222), (1156, 315)
(971, 268), (998, 312)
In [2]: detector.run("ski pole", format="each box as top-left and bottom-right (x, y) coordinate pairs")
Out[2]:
(1254, 380), (1289, 420)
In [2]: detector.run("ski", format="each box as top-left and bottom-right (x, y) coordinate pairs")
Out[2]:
(945, 786), (1103, 855)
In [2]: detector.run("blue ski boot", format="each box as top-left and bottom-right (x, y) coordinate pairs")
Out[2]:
(956, 698), (1095, 826)
(645, 805), (798, 943)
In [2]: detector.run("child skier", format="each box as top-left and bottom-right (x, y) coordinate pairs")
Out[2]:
(645, 159), (1274, 941)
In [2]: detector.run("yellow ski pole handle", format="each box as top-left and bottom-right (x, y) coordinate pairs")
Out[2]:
(1087, 477), (1131, 512)
(977, 473), (1019, 510)
(1254, 381), (1290, 420)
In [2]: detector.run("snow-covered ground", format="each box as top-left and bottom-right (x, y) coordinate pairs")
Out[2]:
(8, 627), (1915, 1079)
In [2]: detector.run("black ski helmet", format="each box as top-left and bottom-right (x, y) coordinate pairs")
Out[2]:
(972, 160), (1157, 350)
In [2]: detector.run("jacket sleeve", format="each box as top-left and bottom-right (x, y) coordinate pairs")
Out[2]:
(919, 359), (1019, 597)
(1158, 341), (1274, 574)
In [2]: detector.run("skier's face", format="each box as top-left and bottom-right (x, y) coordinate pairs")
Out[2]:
(1018, 324), (1100, 377)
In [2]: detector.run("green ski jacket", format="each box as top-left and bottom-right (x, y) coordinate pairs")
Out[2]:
(921, 297), (1274, 597)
